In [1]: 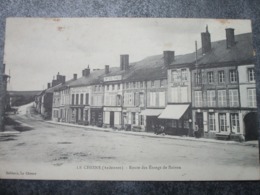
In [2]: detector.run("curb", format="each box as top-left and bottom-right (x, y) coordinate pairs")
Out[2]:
(46, 121), (258, 147)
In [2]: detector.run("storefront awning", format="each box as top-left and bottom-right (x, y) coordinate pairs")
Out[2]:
(140, 109), (163, 116)
(158, 104), (190, 119)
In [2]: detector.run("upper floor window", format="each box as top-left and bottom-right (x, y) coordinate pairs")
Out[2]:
(207, 72), (214, 84)
(117, 84), (120, 90)
(106, 85), (109, 90)
(248, 88), (256, 107)
(181, 69), (187, 81)
(194, 91), (202, 107)
(80, 94), (84, 105)
(207, 90), (216, 107)
(151, 81), (154, 87)
(112, 84), (115, 90)
(195, 72), (201, 85)
(133, 82), (136, 88)
(229, 70), (237, 83)
(126, 83), (129, 89)
(218, 90), (227, 107)
(140, 82), (143, 88)
(76, 94), (79, 105)
(71, 94), (75, 105)
(229, 89), (239, 107)
(248, 68), (255, 82)
(160, 79), (164, 87)
(171, 70), (178, 82)
(218, 71), (225, 83)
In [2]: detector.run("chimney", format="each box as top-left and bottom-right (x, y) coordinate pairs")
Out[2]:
(47, 83), (51, 88)
(120, 54), (129, 70)
(201, 25), (211, 54)
(105, 65), (109, 74)
(62, 76), (66, 83)
(73, 73), (77, 80)
(226, 28), (235, 48)
(83, 65), (90, 77)
(163, 51), (175, 67)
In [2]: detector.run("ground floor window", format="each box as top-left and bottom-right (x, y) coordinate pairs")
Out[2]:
(208, 113), (216, 131)
(140, 115), (144, 125)
(230, 113), (240, 133)
(132, 112), (136, 124)
(219, 113), (227, 132)
(183, 120), (189, 129)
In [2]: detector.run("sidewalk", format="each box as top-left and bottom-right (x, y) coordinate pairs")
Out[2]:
(47, 121), (259, 147)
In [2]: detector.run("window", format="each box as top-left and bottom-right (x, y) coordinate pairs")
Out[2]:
(106, 85), (109, 90)
(248, 68), (255, 82)
(208, 113), (216, 131)
(230, 113), (240, 133)
(172, 120), (177, 128)
(171, 70), (178, 82)
(160, 79), (164, 87)
(219, 113), (227, 132)
(181, 69), (187, 81)
(159, 92), (165, 107)
(183, 120), (189, 129)
(140, 93), (144, 107)
(133, 82), (136, 88)
(117, 84), (120, 90)
(150, 92), (156, 106)
(112, 84), (115, 90)
(229, 90), (239, 107)
(80, 94), (84, 105)
(207, 90), (216, 107)
(85, 93), (89, 105)
(76, 94), (79, 105)
(218, 71), (225, 83)
(151, 81), (154, 87)
(116, 95), (122, 106)
(134, 93), (140, 106)
(248, 88), (256, 107)
(195, 72), (201, 85)
(140, 82), (143, 88)
(229, 70), (237, 83)
(140, 115), (144, 125)
(126, 83), (129, 89)
(180, 87), (188, 102)
(207, 72), (214, 84)
(71, 94), (75, 105)
(218, 90), (227, 107)
(132, 112), (136, 124)
(194, 91), (202, 107)
(171, 87), (178, 102)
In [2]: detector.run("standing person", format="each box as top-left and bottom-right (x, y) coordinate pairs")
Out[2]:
(194, 122), (199, 138)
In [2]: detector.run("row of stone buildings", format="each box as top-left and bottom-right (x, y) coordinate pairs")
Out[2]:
(35, 27), (258, 140)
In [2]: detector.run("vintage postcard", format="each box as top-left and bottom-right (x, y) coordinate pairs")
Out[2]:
(0, 18), (259, 180)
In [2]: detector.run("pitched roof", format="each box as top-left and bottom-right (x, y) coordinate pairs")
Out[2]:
(197, 32), (253, 65)
(167, 32), (253, 68)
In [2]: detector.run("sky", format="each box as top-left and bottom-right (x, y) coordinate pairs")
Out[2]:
(4, 18), (252, 91)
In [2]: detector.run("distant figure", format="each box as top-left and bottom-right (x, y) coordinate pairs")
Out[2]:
(194, 122), (200, 138)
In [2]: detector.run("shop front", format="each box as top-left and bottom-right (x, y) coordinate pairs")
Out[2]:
(140, 109), (163, 132)
(90, 107), (103, 127)
(123, 107), (145, 131)
(158, 104), (191, 136)
(103, 107), (122, 129)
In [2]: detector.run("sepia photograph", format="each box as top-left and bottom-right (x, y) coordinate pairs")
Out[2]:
(0, 18), (259, 180)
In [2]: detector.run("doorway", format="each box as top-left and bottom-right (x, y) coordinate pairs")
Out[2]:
(110, 111), (114, 127)
(195, 112), (204, 136)
(244, 112), (258, 141)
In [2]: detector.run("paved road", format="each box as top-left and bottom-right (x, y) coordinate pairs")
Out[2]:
(1, 110), (259, 180)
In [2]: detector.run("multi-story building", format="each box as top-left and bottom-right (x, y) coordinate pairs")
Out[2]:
(191, 27), (257, 140)
(103, 55), (127, 129)
(159, 51), (194, 135)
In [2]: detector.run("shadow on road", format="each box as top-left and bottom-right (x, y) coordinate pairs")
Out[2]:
(0, 134), (18, 142)
(4, 116), (34, 132)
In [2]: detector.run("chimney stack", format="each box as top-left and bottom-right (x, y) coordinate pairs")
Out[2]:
(120, 54), (129, 70)
(105, 65), (110, 74)
(62, 76), (66, 83)
(226, 28), (235, 48)
(47, 83), (51, 88)
(73, 73), (77, 80)
(163, 51), (175, 67)
(82, 65), (90, 77)
(201, 25), (211, 54)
